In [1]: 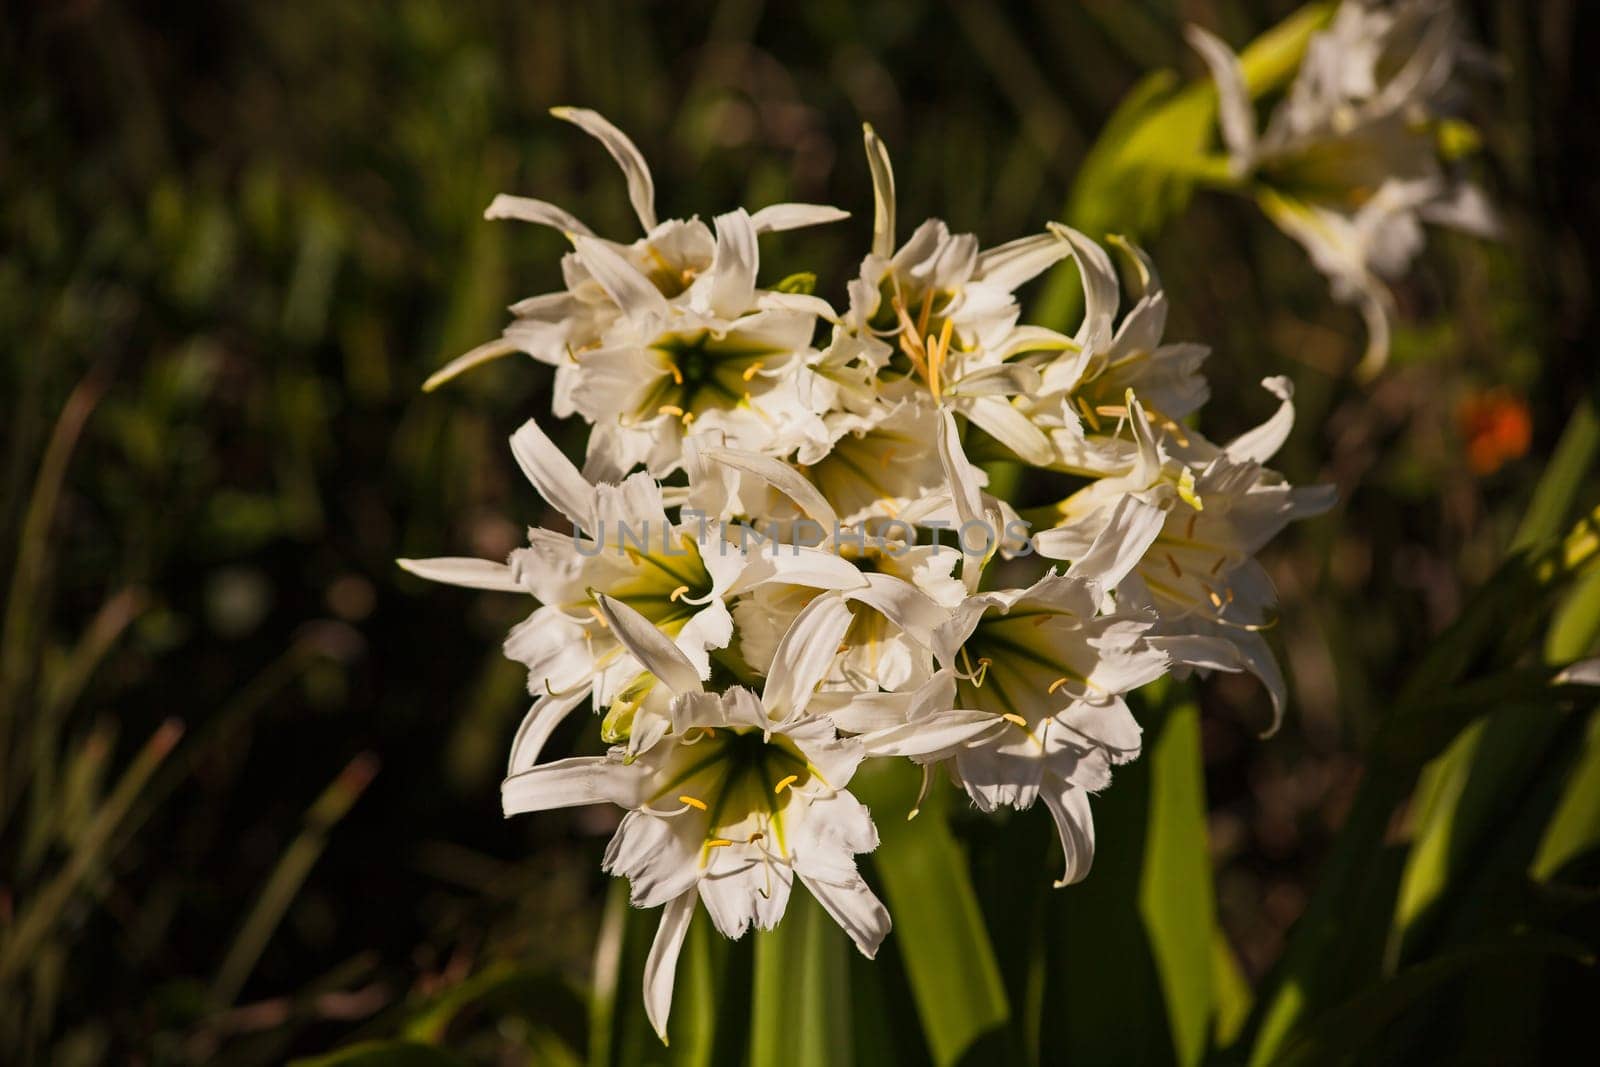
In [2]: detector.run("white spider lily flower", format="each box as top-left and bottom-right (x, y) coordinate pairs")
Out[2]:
(501, 594), (889, 1044)
(1032, 382), (1335, 732)
(424, 106), (848, 396)
(1186, 2), (1497, 376)
(567, 209), (836, 479)
(846, 125), (1070, 395)
(398, 418), (865, 770)
(848, 511), (1169, 886)
(689, 442), (963, 691)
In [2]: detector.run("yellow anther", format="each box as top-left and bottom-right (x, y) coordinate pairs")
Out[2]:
(1076, 395), (1102, 433)
(1204, 585), (1224, 609)
(705, 839), (734, 849)
(1047, 677), (1072, 695)
(669, 584), (691, 602)
(678, 795), (707, 811)
(588, 605), (609, 629)
(741, 361), (766, 382)
(668, 364), (684, 385)
(1001, 712), (1029, 727)
(774, 774), (799, 795)
(681, 410), (696, 425)
(658, 404), (684, 417)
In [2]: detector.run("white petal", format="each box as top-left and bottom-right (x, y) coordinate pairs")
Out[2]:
(1225, 376), (1296, 463)
(748, 202), (850, 234)
(501, 756), (640, 814)
(483, 193), (594, 237)
(733, 544), (869, 594)
(644, 891), (696, 1044)
(862, 123), (897, 258)
(1183, 25), (1257, 169)
(510, 418), (597, 535)
(422, 337), (521, 392)
(507, 688), (590, 774)
(801, 873), (891, 958)
(963, 395), (1054, 466)
(861, 709), (1000, 758)
(1063, 495), (1166, 592)
(1048, 224), (1120, 355)
(709, 209), (759, 319)
(699, 446), (837, 530)
(1040, 777), (1096, 886)
(397, 556), (525, 593)
(948, 363), (1041, 397)
(762, 595), (855, 721)
(571, 234), (671, 319)
(551, 106), (657, 232)
(974, 232), (1070, 291)
(595, 594), (706, 694)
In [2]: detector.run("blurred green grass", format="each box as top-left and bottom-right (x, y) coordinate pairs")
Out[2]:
(2, 0), (1596, 1062)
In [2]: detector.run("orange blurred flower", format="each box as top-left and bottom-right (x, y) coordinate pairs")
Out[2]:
(1458, 388), (1532, 475)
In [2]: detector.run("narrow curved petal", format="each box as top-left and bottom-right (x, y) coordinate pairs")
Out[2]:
(644, 891), (696, 1045)
(501, 756), (640, 814)
(748, 202), (850, 234)
(762, 594), (855, 720)
(1063, 495), (1166, 592)
(802, 873), (891, 958)
(862, 123), (897, 258)
(483, 194), (595, 237)
(507, 688), (591, 774)
(397, 556), (526, 593)
(1040, 777), (1096, 886)
(963, 395), (1054, 466)
(709, 209), (759, 320)
(699, 446), (838, 531)
(510, 418), (597, 535)
(571, 234), (671, 319)
(595, 594), (706, 693)
(1183, 25), (1257, 170)
(1225, 376), (1296, 463)
(974, 232), (1070, 291)
(1048, 223), (1120, 355)
(551, 106), (658, 232)
(423, 337), (522, 392)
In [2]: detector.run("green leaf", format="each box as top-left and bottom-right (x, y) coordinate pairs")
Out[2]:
(1513, 399), (1599, 552)
(852, 760), (1008, 1066)
(749, 888), (852, 1067)
(292, 1040), (469, 1067)
(774, 272), (817, 296)
(1138, 694), (1216, 1067)
(1532, 712), (1600, 882)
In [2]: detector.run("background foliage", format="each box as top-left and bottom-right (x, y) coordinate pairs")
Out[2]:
(3, 1), (1598, 1063)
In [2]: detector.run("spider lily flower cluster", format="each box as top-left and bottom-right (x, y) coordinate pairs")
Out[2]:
(1187, 0), (1497, 378)
(402, 107), (1333, 1042)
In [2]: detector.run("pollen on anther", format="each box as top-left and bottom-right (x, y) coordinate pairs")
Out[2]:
(773, 774), (799, 794)
(658, 404), (685, 417)
(705, 839), (734, 849)
(678, 795), (707, 811)
(1001, 712), (1029, 727)
(669, 585), (691, 602)
(1047, 676), (1071, 695)
(741, 362), (765, 382)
